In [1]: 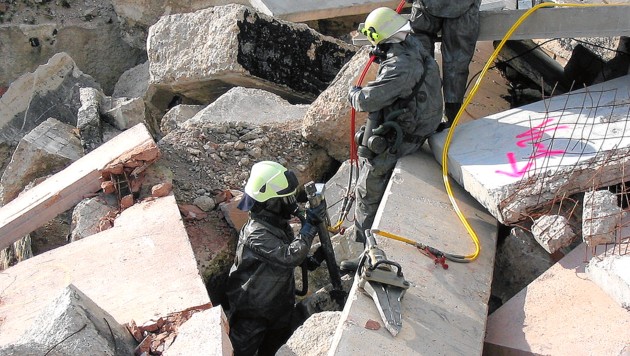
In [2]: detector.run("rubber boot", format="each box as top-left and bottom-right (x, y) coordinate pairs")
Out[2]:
(340, 255), (362, 272)
(436, 102), (461, 132)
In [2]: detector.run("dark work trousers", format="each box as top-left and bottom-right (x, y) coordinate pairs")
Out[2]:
(354, 141), (424, 244)
(229, 311), (293, 356)
(409, 3), (480, 105)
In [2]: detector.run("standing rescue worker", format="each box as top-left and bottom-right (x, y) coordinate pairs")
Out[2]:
(408, 0), (481, 131)
(225, 161), (326, 356)
(344, 7), (443, 269)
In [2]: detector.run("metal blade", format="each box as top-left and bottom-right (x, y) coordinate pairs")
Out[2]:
(363, 280), (404, 336)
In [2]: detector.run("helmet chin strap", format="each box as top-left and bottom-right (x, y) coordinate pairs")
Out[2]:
(383, 30), (409, 44)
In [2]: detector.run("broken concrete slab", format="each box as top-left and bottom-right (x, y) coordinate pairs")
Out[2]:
(583, 189), (627, 247)
(0, 117), (83, 205)
(113, 61), (150, 99)
(147, 4), (356, 104)
(0, 123), (158, 250)
(182, 87), (309, 129)
(77, 87), (105, 153)
(69, 195), (118, 242)
(0, 194), (210, 347)
(163, 306), (232, 356)
(277, 311), (341, 356)
(0, 52), (101, 147)
(102, 96), (147, 130)
(160, 104), (205, 135)
(112, 0), (250, 49)
(330, 145), (497, 355)
(485, 243), (630, 355)
(429, 74), (630, 225)
(0, 284), (137, 355)
(587, 254), (630, 310)
(531, 214), (575, 254)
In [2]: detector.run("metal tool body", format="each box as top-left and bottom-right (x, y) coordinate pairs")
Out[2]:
(304, 181), (346, 307)
(358, 229), (410, 336)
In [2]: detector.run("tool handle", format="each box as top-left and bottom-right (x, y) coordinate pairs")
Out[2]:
(305, 182), (345, 304)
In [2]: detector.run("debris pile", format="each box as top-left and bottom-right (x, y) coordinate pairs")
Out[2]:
(126, 303), (214, 355)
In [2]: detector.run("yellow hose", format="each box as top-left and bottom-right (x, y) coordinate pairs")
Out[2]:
(442, 2), (630, 261)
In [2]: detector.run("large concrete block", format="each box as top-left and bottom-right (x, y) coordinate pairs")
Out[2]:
(330, 146), (497, 355)
(0, 194), (210, 347)
(302, 46), (375, 162)
(430, 74), (630, 224)
(485, 244), (630, 355)
(0, 118), (83, 204)
(147, 4), (356, 104)
(1, 284), (137, 355)
(0, 53), (100, 147)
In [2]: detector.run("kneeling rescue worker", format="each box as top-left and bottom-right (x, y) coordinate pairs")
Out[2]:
(225, 161), (327, 356)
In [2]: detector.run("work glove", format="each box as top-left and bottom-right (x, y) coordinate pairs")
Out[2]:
(348, 85), (361, 103)
(299, 223), (318, 244)
(306, 203), (328, 226)
(305, 246), (325, 271)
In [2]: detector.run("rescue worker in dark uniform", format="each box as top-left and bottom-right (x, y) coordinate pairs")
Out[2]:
(225, 161), (326, 356)
(408, 0), (481, 130)
(344, 7), (444, 268)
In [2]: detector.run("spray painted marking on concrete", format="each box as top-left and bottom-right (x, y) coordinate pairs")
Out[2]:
(496, 118), (570, 177)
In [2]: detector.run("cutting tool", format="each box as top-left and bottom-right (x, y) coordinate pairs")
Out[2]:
(357, 229), (410, 336)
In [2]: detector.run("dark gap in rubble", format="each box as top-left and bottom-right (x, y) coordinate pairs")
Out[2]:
(488, 223), (512, 315)
(607, 180), (630, 209)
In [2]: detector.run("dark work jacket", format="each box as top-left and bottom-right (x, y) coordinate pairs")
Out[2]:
(225, 210), (313, 321)
(415, 0), (478, 18)
(349, 34), (443, 139)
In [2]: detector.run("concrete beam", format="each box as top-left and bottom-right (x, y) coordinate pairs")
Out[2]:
(0, 123), (158, 250)
(479, 6), (630, 41)
(351, 3), (630, 45)
(0, 194), (210, 347)
(484, 244), (630, 355)
(252, 0), (506, 23)
(249, 0), (403, 23)
(329, 146), (497, 355)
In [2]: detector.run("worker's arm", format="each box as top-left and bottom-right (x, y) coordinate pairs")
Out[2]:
(246, 223), (317, 268)
(349, 53), (422, 113)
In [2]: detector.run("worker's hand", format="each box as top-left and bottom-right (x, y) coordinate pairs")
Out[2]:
(306, 203), (327, 225)
(347, 85), (361, 103)
(299, 223), (318, 242)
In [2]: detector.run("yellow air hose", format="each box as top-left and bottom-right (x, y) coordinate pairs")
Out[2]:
(441, 1), (630, 261)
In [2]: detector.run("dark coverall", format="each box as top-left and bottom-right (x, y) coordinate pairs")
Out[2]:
(225, 209), (314, 356)
(409, 0), (481, 122)
(348, 34), (443, 243)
